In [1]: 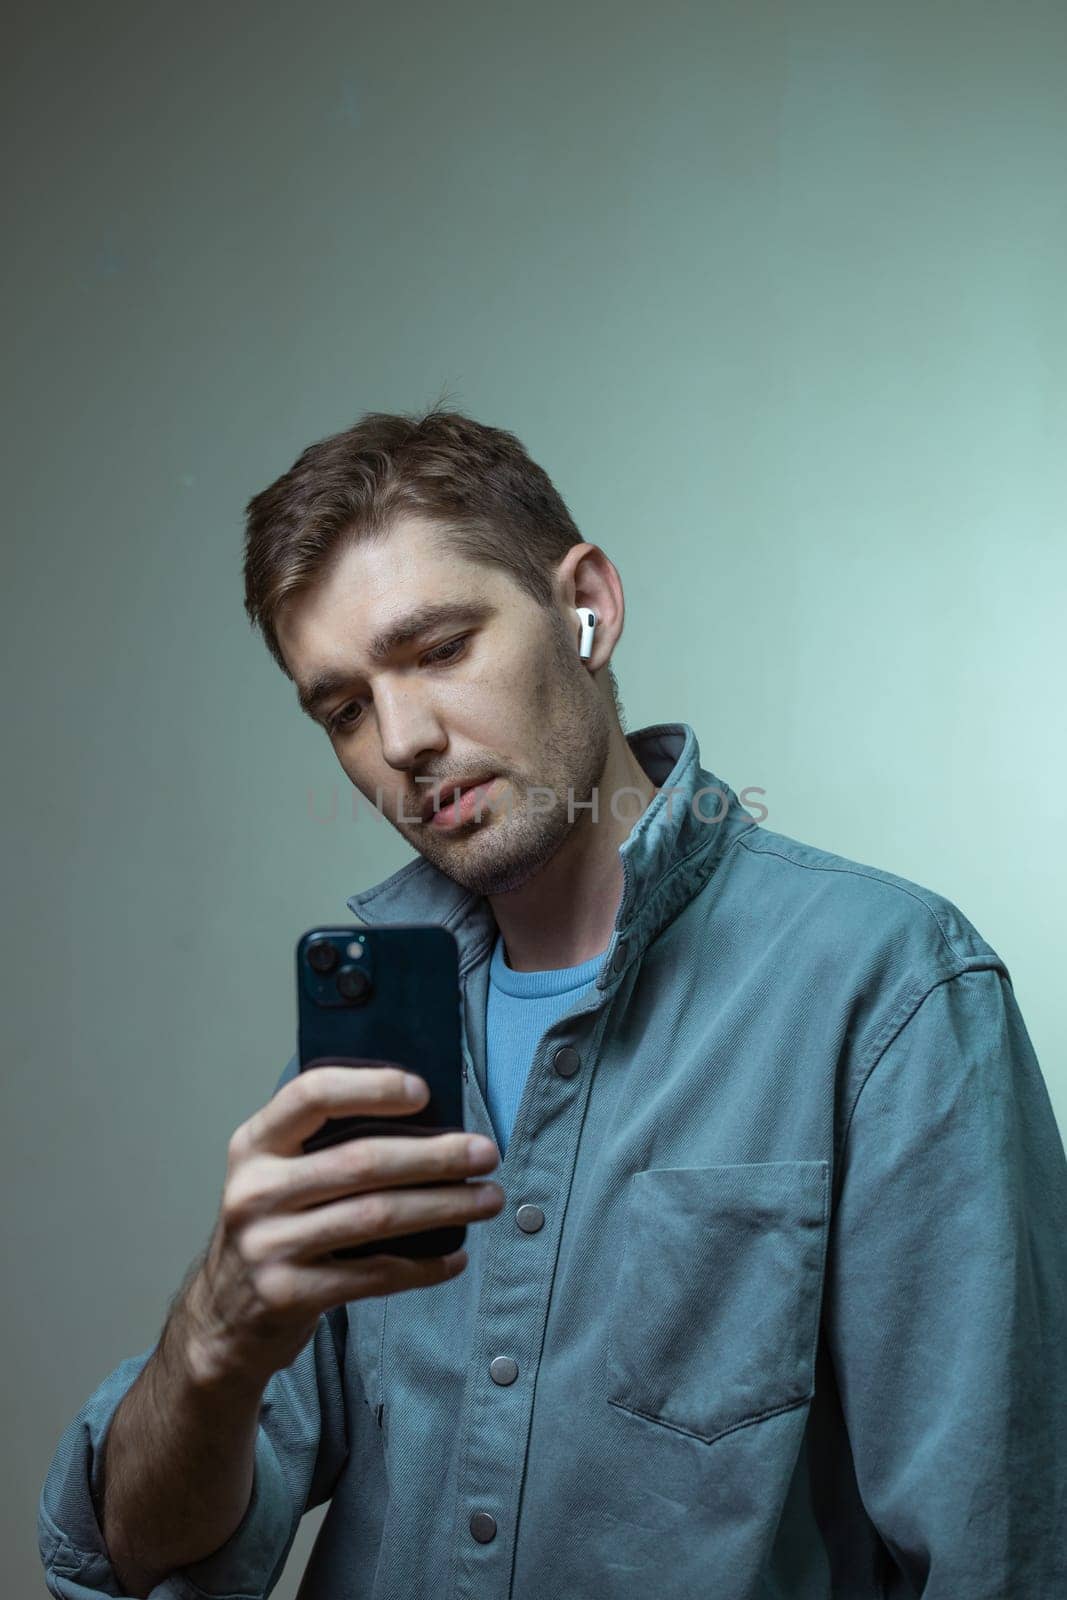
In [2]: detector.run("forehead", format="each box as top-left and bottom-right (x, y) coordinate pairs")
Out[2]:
(328, 512), (485, 593)
(283, 518), (484, 629)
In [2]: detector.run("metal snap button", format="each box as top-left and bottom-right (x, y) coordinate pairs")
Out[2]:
(515, 1204), (545, 1233)
(552, 1045), (581, 1078)
(470, 1510), (497, 1543)
(489, 1356), (519, 1386)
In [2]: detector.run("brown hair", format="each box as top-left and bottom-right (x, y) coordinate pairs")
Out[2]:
(242, 402), (623, 719)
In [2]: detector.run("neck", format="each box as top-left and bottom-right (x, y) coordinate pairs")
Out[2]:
(488, 727), (657, 972)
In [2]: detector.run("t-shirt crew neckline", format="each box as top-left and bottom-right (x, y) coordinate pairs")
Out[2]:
(488, 931), (606, 999)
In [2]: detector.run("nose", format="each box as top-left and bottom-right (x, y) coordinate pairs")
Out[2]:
(375, 681), (447, 774)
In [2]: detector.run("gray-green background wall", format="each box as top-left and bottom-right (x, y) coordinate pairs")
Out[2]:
(7, 1), (1065, 1593)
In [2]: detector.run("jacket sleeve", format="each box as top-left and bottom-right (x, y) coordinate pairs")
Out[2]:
(38, 1053), (350, 1600)
(824, 964), (1067, 1597)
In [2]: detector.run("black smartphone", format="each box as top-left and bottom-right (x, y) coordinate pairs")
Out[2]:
(296, 923), (466, 1261)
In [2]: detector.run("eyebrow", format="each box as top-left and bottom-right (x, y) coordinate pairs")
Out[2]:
(296, 599), (496, 721)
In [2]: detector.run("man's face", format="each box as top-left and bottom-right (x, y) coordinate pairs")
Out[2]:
(276, 515), (612, 897)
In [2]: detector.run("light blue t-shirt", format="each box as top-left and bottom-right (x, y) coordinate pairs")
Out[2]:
(485, 931), (603, 1156)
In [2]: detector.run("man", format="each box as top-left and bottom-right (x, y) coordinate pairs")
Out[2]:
(40, 408), (1067, 1599)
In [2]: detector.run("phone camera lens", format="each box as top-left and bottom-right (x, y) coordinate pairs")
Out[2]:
(307, 938), (339, 974)
(337, 964), (372, 1003)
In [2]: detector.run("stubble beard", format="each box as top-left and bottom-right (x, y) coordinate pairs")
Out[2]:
(403, 619), (612, 898)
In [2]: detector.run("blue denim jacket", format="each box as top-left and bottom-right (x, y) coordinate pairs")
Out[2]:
(39, 722), (1067, 1598)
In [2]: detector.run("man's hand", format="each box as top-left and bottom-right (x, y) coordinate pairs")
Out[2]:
(184, 1063), (503, 1389)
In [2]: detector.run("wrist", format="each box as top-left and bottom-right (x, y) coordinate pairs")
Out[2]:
(169, 1269), (267, 1397)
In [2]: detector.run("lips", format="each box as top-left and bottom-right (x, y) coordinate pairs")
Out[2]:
(419, 775), (495, 823)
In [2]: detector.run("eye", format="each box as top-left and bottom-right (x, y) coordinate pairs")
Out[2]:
(326, 636), (470, 736)
(328, 700), (364, 735)
(421, 634), (470, 667)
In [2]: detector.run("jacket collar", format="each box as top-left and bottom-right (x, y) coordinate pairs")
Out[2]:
(346, 722), (757, 988)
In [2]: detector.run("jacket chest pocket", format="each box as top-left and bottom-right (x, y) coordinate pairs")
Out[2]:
(605, 1161), (829, 1445)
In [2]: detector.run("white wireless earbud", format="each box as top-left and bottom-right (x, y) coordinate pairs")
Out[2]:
(575, 606), (597, 661)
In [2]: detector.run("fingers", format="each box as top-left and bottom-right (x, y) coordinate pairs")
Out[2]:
(223, 1131), (498, 1224)
(239, 1063), (427, 1158)
(297, 1247), (471, 1305)
(219, 1063), (505, 1305)
(274, 1129), (499, 1213)
(249, 1177), (506, 1263)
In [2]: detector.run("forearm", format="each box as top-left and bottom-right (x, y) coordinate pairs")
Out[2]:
(100, 1273), (266, 1597)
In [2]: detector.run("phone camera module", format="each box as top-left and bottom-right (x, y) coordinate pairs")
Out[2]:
(307, 938), (339, 974)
